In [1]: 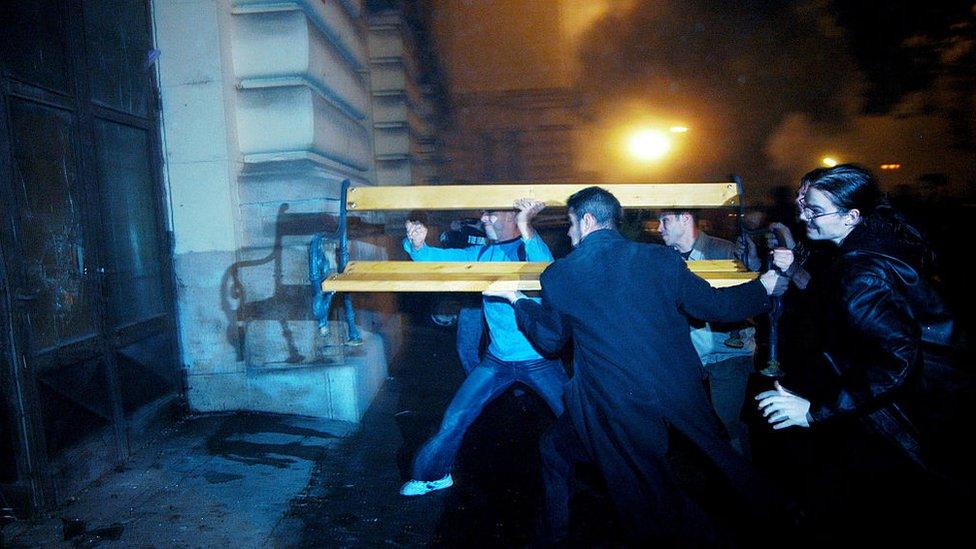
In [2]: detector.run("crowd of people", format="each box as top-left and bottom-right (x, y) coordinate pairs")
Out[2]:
(396, 164), (972, 545)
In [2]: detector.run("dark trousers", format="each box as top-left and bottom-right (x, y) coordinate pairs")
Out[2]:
(704, 355), (754, 458)
(411, 353), (567, 481)
(539, 405), (783, 544)
(538, 414), (590, 543)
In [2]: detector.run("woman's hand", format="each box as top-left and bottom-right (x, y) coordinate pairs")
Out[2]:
(756, 381), (812, 429)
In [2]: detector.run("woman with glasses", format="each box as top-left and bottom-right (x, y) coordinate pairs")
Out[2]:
(755, 164), (963, 542)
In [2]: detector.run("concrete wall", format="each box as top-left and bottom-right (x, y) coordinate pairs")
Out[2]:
(445, 88), (580, 184)
(154, 0), (402, 422)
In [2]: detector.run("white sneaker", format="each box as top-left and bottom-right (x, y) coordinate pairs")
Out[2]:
(399, 474), (454, 496)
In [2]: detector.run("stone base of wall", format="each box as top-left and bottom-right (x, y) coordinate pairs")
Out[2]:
(185, 322), (386, 422)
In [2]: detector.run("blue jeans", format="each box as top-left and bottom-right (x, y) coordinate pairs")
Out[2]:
(455, 306), (484, 374)
(411, 353), (568, 481)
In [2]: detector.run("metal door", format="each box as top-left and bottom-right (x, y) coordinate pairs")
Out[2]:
(0, 0), (180, 510)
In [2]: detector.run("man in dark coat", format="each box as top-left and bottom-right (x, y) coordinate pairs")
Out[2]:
(486, 187), (785, 544)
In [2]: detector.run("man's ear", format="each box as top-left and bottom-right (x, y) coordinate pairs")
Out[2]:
(846, 208), (861, 226)
(582, 212), (598, 232)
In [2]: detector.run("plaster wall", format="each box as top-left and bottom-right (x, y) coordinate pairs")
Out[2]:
(154, 0), (397, 421)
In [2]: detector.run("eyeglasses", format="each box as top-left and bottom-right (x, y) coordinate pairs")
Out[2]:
(800, 207), (845, 220)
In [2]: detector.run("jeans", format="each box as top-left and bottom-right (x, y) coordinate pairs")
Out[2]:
(411, 353), (567, 481)
(455, 306), (484, 374)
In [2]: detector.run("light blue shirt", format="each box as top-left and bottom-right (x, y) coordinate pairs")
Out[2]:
(404, 234), (554, 362)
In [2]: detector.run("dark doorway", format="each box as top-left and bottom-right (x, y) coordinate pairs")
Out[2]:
(0, 0), (180, 510)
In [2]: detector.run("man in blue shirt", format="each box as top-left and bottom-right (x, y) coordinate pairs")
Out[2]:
(400, 199), (568, 497)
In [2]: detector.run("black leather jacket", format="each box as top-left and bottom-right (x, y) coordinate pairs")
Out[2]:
(809, 223), (952, 466)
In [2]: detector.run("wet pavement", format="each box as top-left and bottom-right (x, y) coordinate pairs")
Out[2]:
(269, 321), (570, 547)
(1, 322), (569, 548)
(3, 319), (972, 547)
(1, 411), (356, 547)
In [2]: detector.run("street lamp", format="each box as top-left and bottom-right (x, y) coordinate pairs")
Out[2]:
(628, 129), (672, 162)
(822, 156), (839, 167)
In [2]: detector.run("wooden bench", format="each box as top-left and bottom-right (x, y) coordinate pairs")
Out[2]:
(320, 181), (756, 295)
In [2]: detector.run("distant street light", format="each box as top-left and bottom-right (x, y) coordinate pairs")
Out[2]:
(880, 163), (902, 170)
(628, 129), (672, 162)
(822, 157), (838, 167)
(669, 126), (689, 133)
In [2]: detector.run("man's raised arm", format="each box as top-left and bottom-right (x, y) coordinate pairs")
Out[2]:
(404, 219), (479, 261)
(514, 198), (554, 262)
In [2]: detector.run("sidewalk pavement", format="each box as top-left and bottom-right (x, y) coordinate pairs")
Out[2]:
(1, 411), (358, 547)
(1, 323), (556, 548)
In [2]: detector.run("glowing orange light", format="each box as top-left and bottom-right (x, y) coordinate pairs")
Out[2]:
(822, 157), (839, 167)
(880, 164), (902, 170)
(628, 129), (671, 161)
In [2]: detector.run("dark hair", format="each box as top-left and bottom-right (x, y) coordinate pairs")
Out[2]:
(799, 167), (830, 187)
(567, 186), (623, 229)
(657, 209), (696, 220)
(803, 164), (884, 215)
(803, 163), (928, 257)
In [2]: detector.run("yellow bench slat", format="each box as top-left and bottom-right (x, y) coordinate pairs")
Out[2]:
(346, 183), (739, 211)
(322, 260), (755, 292)
(339, 259), (746, 274)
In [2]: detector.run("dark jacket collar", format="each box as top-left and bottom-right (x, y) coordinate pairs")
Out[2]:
(578, 228), (623, 249)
